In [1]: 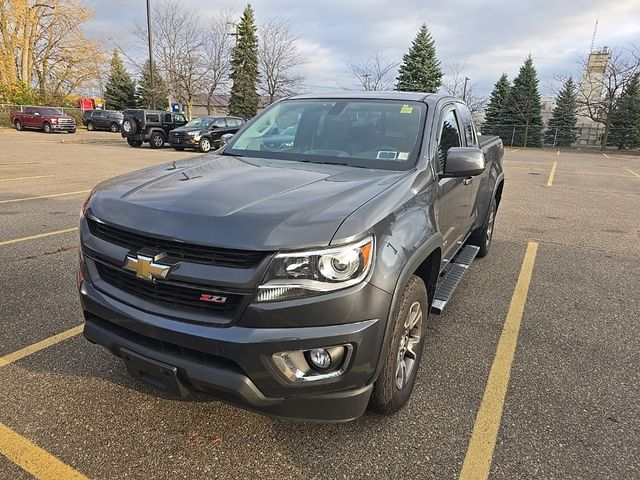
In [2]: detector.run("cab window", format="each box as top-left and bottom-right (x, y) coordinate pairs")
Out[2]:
(164, 113), (172, 123)
(457, 105), (477, 148)
(146, 113), (160, 123)
(437, 109), (461, 171)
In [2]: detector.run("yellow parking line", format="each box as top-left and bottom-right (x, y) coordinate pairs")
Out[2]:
(0, 227), (78, 246)
(0, 422), (88, 480)
(546, 161), (557, 187)
(0, 190), (90, 205)
(0, 325), (83, 368)
(0, 175), (54, 183)
(459, 241), (538, 480)
(625, 168), (640, 178)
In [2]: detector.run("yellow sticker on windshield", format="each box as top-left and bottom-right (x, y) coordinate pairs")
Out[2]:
(400, 105), (413, 114)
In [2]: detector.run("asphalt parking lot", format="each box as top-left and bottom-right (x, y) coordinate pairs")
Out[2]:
(1, 130), (639, 479)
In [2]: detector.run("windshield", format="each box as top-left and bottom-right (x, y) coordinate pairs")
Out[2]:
(40, 108), (63, 115)
(185, 117), (214, 128)
(224, 99), (426, 170)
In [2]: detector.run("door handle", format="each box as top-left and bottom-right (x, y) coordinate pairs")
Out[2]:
(463, 177), (474, 185)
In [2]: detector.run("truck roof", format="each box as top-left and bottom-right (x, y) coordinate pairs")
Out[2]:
(288, 91), (458, 104)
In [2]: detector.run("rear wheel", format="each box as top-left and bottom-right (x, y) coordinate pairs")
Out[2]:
(15, 120), (22, 131)
(149, 132), (165, 149)
(43, 122), (52, 133)
(126, 138), (143, 148)
(371, 275), (428, 415)
(86, 121), (94, 131)
(468, 197), (497, 258)
(109, 122), (119, 133)
(198, 137), (212, 153)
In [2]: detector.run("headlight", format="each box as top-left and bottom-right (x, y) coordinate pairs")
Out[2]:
(51, 118), (58, 123)
(255, 236), (374, 302)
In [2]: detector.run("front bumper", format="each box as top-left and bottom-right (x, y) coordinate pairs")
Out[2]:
(51, 124), (76, 132)
(79, 278), (390, 422)
(169, 137), (198, 147)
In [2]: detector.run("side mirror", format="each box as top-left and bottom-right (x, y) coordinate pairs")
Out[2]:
(220, 133), (234, 147)
(443, 147), (486, 177)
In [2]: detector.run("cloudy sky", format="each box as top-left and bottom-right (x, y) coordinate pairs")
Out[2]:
(89, 0), (640, 97)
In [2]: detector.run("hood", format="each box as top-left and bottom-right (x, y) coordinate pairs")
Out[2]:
(171, 125), (204, 134)
(89, 155), (407, 250)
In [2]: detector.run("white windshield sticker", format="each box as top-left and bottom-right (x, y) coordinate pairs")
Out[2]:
(377, 151), (397, 160)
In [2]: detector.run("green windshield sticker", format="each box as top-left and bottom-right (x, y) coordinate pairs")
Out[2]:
(400, 105), (413, 114)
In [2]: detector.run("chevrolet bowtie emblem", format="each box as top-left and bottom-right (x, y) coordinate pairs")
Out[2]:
(124, 253), (172, 282)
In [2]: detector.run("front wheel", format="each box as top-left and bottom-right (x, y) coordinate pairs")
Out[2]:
(86, 122), (94, 131)
(371, 275), (427, 415)
(126, 138), (143, 148)
(198, 137), (212, 153)
(149, 132), (165, 149)
(468, 197), (497, 258)
(110, 123), (119, 133)
(43, 122), (52, 133)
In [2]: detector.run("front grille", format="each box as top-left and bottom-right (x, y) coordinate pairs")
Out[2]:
(88, 218), (269, 268)
(58, 118), (74, 125)
(171, 131), (187, 139)
(96, 261), (246, 315)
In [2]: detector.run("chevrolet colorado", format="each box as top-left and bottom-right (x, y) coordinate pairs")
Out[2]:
(78, 92), (504, 422)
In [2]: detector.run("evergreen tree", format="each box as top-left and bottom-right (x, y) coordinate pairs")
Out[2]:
(503, 56), (543, 147)
(608, 74), (640, 149)
(396, 24), (442, 93)
(544, 77), (578, 146)
(104, 49), (137, 110)
(229, 4), (259, 119)
(483, 73), (511, 141)
(137, 59), (168, 110)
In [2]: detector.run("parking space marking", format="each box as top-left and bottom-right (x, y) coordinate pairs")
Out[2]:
(602, 153), (611, 158)
(0, 227), (78, 247)
(0, 175), (54, 183)
(625, 168), (640, 179)
(459, 241), (538, 480)
(0, 422), (88, 480)
(0, 325), (83, 368)
(0, 162), (41, 166)
(0, 190), (90, 205)
(546, 161), (557, 187)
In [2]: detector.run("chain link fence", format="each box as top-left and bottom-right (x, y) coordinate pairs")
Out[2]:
(0, 104), (84, 128)
(478, 123), (639, 150)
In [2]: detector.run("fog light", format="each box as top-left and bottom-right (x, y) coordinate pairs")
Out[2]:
(309, 348), (331, 370)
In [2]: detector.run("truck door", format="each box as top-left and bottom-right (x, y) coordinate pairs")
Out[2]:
(23, 107), (35, 128)
(455, 103), (484, 232)
(435, 106), (468, 264)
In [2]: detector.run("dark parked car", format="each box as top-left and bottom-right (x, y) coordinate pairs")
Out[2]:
(169, 116), (245, 153)
(121, 109), (187, 148)
(79, 92), (504, 422)
(82, 110), (124, 132)
(9, 106), (76, 133)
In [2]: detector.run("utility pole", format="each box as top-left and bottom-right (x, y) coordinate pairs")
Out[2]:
(462, 76), (470, 102)
(146, 0), (155, 109)
(363, 73), (371, 91)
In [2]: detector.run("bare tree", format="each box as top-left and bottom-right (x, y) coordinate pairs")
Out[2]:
(345, 52), (398, 91)
(577, 45), (640, 149)
(203, 10), (234, 114)
(259, 18), (305, 104)
(441, 63), (487, 114)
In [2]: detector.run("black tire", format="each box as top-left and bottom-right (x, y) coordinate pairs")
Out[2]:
(69, 129), (76, 134)
(110, 122), (119, 133)
(198, 137), (212, 153)
(149, 132), (165, 149)
(468, 197), (497, 258)
(126, 138), (143, 148)
(173, 146), (185, 151)
(15, 120), (22, 131)
(43, 122), (52, 133)
(86, 121), (94, 131)
(371, 275), (428, 415)
(122, 118), (136, 134)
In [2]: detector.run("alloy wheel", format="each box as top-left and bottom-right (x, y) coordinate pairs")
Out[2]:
(395, 301), (423, 390)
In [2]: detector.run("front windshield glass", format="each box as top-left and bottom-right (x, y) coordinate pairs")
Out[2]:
(185, 117), (214, 128)
(225, 99), (426, 170)
(40, 108), (63, 115)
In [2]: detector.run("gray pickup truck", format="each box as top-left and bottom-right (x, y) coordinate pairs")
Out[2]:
(78, 92), (504, 422)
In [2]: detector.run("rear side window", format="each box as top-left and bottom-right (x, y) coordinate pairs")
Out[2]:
(146, 113), (159, 123)
(229, 118), (243, 127)
(164, 113), (172, 122)
(437, 109), (461, 171)
(457, 105), (477, 147)
(212, 118), (227, 128)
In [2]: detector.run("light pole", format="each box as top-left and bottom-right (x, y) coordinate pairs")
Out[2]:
(462, 76), (470, 102)
(146, 0), (155, 109)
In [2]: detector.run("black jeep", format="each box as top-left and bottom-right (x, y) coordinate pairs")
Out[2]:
(121, 110), (187, 148)
(169, 116), (245, 153)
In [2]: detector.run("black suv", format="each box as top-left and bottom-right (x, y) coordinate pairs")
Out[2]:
(169, 116), (245, 153)
(82, 110), (124, 132)
(121, 109), (187, 148)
